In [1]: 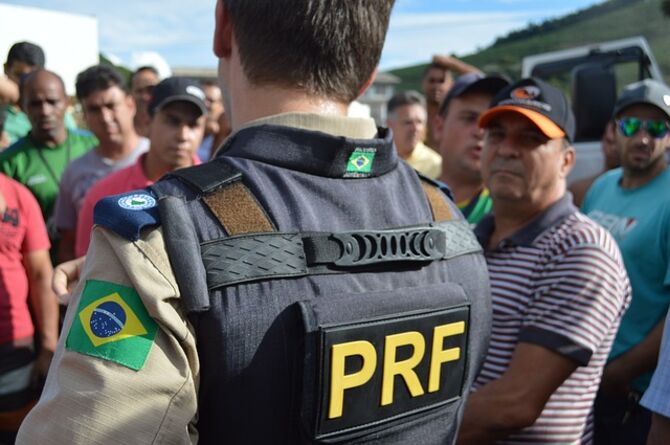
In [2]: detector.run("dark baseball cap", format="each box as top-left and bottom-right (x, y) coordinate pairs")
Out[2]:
(439, 72), (510, 116)
(479, 77), (576, 142)
(612, 79), (670, 120)
(148, 77), (207, 117)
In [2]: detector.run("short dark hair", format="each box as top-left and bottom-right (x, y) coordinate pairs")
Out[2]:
(200, 79), (219, 89)
(223, 0), (395, 103)
(6, 41), (45, 68)
(129, 66), (159, 86)
(387, 91), (425, 116)
(76, 64), (127, 100)
(422, 63), (451, 80)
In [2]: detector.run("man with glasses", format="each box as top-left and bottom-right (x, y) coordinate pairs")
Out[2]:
(582, 79), (670, 445)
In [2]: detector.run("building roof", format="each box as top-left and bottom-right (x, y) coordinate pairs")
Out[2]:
(374, 72), (401, 85)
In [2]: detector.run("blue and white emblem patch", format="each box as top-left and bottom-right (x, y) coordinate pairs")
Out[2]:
(94, 189), (161, 241)
(118, 193), (157, 211)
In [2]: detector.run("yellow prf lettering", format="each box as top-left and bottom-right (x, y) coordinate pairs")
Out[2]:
(329, 340), (377, 419)
(428, 322), (465, 393)
(381, 331), (426, 406)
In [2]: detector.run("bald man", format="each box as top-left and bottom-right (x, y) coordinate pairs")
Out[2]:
(0, 70), (97, 230)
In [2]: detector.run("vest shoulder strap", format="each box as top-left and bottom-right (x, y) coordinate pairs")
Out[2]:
(168, 157), (242, 193)
(419, 176), (455, 222)
(166, 158), (276, 235)
(203, 182), (276, 235)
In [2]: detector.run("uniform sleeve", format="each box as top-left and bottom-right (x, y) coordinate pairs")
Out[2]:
(19, 181), (50, 254)
(53, 167), (77, 231)
(16, 227), (199, 445)
(641, 309), (670, 417)
(75, 189), (97, 257)
(519, 242), (630, 366)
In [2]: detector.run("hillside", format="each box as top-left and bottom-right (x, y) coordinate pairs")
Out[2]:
(389, 0), (670, 92)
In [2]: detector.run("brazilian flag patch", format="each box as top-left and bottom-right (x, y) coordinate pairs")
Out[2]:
(66, 280), (158, 371)
(345, 148), (376, 177)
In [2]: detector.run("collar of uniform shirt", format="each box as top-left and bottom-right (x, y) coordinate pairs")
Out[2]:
(239, 112), (378, 139)
(474, 193), (578, 249)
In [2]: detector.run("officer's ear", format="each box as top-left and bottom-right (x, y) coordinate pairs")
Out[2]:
(213, 0), (233, 59)
(356, 68), (377, 100)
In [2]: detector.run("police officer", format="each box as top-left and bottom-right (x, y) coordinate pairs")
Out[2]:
(17, 1), (491, 444)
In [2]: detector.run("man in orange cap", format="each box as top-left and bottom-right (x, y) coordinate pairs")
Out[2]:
(456, 78), (631, 445)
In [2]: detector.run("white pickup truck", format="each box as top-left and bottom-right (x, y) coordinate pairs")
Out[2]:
(521, 36), (665, 182)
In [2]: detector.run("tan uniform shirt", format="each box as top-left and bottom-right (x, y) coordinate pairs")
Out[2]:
(16, 113), (377, 444)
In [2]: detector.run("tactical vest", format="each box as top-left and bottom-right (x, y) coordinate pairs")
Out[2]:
(149, 126), (491, 444)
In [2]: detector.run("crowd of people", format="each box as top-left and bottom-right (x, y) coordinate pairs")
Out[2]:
(0, 41), (230, 444)
(0, 1), (669, 444)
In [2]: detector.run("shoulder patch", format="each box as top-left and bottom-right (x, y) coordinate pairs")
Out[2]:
(93, 189), (161, 241)
(66, 280), (159, 370)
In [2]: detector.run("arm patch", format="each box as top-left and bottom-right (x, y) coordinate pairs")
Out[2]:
(93, 189), (161, 241)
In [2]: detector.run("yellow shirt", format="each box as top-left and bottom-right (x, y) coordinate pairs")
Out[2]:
(406, 142), (442, 179)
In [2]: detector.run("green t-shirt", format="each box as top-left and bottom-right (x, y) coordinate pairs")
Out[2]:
(2, 104), (79, 146)
(0, 129), (98, 225)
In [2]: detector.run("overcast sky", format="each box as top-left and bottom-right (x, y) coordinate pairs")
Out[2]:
(2, 0), (600, 71)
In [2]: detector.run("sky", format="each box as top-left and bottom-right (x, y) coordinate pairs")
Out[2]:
(1, 0), (602, 71)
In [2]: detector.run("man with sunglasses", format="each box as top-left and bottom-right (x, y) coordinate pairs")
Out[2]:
(582, 79), (670, 445)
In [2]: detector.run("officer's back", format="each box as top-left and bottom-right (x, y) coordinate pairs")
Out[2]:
(16, 1), (491, 444)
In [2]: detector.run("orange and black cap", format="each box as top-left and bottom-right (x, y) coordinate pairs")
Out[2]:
(479, 77), (576, 142)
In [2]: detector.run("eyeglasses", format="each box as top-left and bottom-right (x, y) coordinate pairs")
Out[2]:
(616, 117), (670, 139)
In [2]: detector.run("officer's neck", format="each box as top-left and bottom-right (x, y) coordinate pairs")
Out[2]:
(229, 84), (349, 131)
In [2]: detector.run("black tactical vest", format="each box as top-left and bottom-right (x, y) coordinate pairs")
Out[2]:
(151, 124), (491, 444)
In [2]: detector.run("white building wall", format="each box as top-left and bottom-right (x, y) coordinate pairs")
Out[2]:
(0, 4), (99, 96)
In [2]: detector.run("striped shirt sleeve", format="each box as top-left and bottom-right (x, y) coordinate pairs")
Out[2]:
(519, 237), (629, 365)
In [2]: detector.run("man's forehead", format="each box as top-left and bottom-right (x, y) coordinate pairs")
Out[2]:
(83, 85), (127, 104)
(203, 85), (222, 99)
(425, 67), (447, 81)
(24, 74), (65, 97)
(7, 60), (34, 74)
(132, 71), (159, 88)
(396, 103), (425, 117)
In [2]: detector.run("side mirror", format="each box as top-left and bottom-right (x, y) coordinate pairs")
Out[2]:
(571, 63), (616, 142)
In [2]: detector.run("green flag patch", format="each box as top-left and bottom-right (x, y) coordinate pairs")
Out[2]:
(345, 148), (376, 176)
(66, 280), (158, 371)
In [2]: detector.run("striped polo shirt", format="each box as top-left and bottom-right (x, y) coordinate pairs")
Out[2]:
(473, 194), (630, 445)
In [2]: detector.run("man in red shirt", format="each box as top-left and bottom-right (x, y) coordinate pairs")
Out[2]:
(75, 77), (206, 256)
(0, 173), (58, 442)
